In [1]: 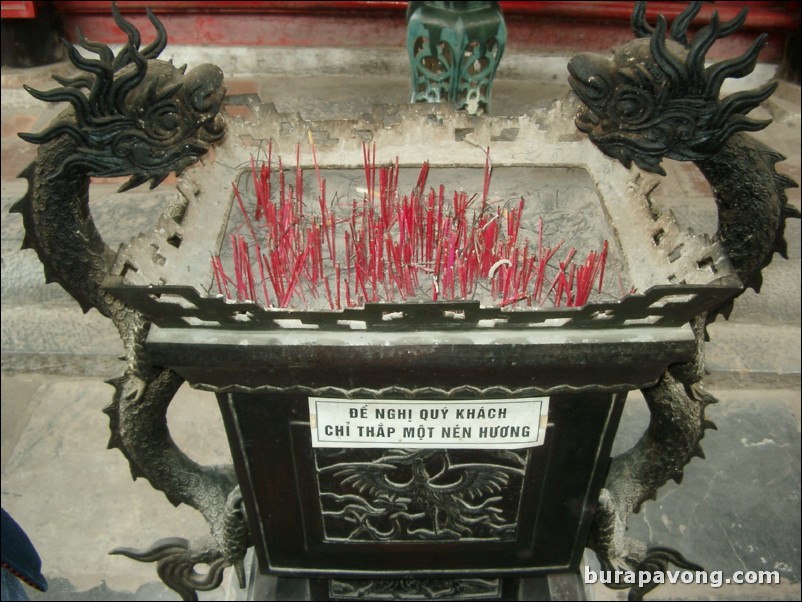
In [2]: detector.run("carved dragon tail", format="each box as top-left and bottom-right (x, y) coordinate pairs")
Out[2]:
(570, 2), (799, 592)
(13, 5), (245, 600)
(106, 369), (249, 600)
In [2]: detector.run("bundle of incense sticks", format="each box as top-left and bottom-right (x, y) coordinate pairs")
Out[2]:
(211, 141), (609, 310)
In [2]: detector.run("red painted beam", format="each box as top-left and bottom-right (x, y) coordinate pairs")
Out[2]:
(53, 1), (798, 63)
(54, 0), (801, 30)
(502, 1), (799, 30)
(60, 12), (409, 48)
(55, 1), (409, 15)
(1, 1), (37, 19)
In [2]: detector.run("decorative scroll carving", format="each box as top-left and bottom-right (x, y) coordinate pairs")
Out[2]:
(200, 382), (645, 399)
(329, 577), (502, 600)
(106, 281), (740, 332)
(315, 449), (527, 542)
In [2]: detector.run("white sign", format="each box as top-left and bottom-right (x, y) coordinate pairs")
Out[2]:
(308, 397), (549, 449)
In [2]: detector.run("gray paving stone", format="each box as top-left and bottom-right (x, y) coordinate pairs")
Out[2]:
(1, 374), (232, 601)
(605, 388), (801, 600)
(1, 305), (123, 375)
(705, 322), (801, 385)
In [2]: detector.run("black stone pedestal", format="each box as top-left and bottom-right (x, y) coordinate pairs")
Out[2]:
(247, 564), (587, 601)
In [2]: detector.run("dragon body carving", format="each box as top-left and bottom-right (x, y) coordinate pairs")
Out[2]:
(568, 1), (799, 593)
(12, 6), (248, 600)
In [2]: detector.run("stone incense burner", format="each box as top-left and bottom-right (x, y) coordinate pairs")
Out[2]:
(13, 2), (797, 600)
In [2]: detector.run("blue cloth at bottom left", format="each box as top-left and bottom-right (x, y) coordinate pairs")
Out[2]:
(1, 508), (47, 601)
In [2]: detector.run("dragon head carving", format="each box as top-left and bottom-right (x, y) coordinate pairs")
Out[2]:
(19, 3), (226, 191)
(567, 1), (776, 175)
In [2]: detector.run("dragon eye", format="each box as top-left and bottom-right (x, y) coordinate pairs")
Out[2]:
(146, 102), (181, 140)
(618, 99), (640, 116)
(610, 87), (653, 125)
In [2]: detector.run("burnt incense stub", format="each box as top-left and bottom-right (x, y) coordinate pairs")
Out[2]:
(108, 102), (738, 325)
(216, 161), (618, 311)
